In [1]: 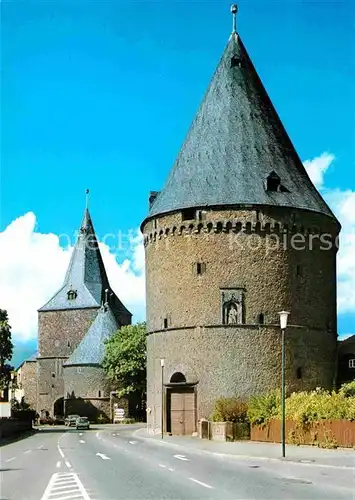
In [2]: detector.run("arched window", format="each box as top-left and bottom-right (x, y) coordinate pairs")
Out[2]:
(170, 372), (186, 383)
(296, 367), (302, 379)
(67, 290), (78, 301)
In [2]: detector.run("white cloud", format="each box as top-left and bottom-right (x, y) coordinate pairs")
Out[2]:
(0, 212), (145, 342)
(304, 154), (355, 315)
(303, 152), (335, 189)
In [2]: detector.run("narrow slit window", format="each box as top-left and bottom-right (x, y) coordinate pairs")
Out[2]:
(163, 318), (168, 329)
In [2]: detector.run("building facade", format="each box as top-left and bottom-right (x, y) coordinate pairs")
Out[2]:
(36, 208), (131, 419)
(337, 336), (355, 386)
(141, 15), (340, 434)
(13, 354), (37, 410)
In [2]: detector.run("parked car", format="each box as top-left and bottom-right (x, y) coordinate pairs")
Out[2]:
(76, 417), (90, 430)
(65, 414), (80, 427)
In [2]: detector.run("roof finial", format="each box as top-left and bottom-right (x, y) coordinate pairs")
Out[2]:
(104, 288), (109, 308)
(85, 189), (90, 210)
(231, 4), (238, 34)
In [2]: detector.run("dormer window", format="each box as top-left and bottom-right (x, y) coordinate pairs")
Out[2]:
(67, 290), (78, 301)
(231, 55), (243, 68)
(266, 171), (281, 192)
(266, 171), (290, 193)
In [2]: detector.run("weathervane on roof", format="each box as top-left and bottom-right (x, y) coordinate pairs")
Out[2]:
(231, 4), (238, 33)
(85, 189), (90, 210)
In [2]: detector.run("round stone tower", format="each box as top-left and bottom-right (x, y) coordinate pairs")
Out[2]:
(141, 10), (340, 435)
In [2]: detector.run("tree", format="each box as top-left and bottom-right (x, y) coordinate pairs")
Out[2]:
(103, 322), (146, 398)
(0, 309), (14, 391)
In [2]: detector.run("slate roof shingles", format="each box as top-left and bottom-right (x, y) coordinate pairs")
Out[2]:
(147, 33), (337, 224)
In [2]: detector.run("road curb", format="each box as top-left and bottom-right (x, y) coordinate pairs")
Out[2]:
(133, 428), (355, 470)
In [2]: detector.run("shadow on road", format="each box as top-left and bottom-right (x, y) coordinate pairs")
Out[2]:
(0, 430), (36, 448)
(0, 468), (23, 472)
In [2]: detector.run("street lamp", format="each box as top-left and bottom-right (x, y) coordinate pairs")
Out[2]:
(279, 310), (290, 458)
(160, 358), (165, 439)
(110, 391), (117, 423)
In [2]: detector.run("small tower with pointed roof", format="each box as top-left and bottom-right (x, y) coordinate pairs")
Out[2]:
(37, 202), (131, 418)
(141, 7), (340, 435)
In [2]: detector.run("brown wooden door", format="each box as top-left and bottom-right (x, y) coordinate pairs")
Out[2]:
(170, 389), (195, 435)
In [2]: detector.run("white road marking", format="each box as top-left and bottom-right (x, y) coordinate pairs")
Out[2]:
(65, 460), (72, 468)
(129, 440), (137, 445)
(79, 433), (83, 436)
(5, 457), (16, 462)
(56, 461), (61, 468)
(79, 440), (85, 443)
(158, 464), (166, 468)
(40, 472), (90, 500)
(112, 433), (115, 436)
(189, 478), (213, 489)
(96, 453), (110, 460)
(169, 468), (174, 472)
(57, 444), (65, 458)
(23, 450), (32, 454)
(96, 432), (100, 437)
(52, 484), (79, 492)
(173, 454), (189, 461)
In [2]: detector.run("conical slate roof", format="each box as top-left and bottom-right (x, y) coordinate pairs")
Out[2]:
(147, 32), (336, 221)
(64, 305), (118, 366)
(39, 209), (132, 323)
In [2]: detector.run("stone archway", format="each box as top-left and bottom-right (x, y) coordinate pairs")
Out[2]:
(53, 397), (64, 418)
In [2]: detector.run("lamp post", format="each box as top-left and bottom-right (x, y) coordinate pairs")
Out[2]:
(160, 358), (165, 439)
(279, 311), (290, 458)
(110, 391), (116, 423)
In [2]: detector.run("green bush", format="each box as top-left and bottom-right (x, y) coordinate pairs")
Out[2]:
(247, 390), (280, 425)
(210, 397), (248, 423)
(248, 384), (355, 426)
(339, 381), (355, 398)
(282, 389), (350, 424)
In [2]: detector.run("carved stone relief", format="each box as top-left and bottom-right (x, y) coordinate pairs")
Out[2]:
(221, 288), (245, 325)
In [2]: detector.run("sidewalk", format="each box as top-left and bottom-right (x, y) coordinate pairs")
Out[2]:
(134, 428), (355, 469)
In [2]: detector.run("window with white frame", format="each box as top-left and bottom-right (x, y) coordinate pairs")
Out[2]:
(349, 359), (355, 369)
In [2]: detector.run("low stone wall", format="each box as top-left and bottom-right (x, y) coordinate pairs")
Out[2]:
(0, 418), (32, 439)
(251, 420), (355, 448)
(199, 421), (250, 441)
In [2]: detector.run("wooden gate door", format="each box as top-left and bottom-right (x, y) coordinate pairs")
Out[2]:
(170, 388), (195, 435)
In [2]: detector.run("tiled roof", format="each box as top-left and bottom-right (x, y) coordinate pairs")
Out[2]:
(39, 209), (131, 323)
(147, 32), (337, 223)
(64, 305), (118, 366)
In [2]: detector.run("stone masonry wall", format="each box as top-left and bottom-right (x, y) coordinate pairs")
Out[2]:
(37, 307), (98, 415)
(19, 361), (37, 410)
(142, 206), (339, 433)
(147, 326), (336, 431)
(143, 207), (338, 333)
(38, 308), (99, 357)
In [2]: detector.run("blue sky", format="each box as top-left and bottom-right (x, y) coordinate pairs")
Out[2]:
(1, 0), (354, 367)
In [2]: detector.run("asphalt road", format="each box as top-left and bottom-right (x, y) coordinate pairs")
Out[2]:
(0, 425), (353, 500)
